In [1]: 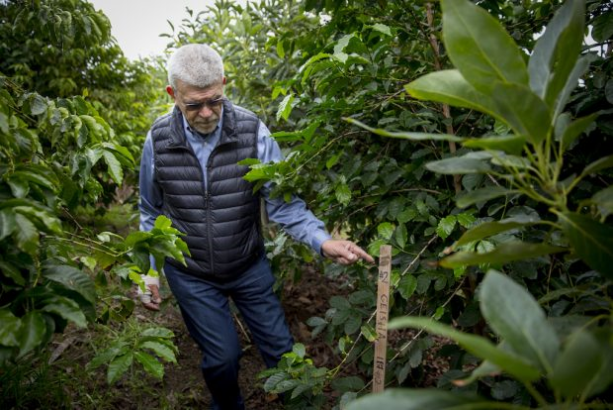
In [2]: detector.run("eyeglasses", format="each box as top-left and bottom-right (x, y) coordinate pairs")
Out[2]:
(183, 97), (226, 112)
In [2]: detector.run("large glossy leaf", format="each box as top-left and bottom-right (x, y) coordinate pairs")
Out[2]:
(0, 309), (22, 346)
(389, 317), (540, 382)
(43, 264), (96, 305)
(549, 328), (603, 399)
(480, 270), (560, 373)
(347, 388), (496, 410)
(404, 70), (500, 120)
(491, 83), (552, 144)
(344, 118), (462, 142)
(441, 0), (528, 93)
(441, 241), (565, 268)
(18, 311), (47, 357)
(426, 156), (492, 175)
(558, 212), (613, 279)
(455, 219), (537, 246)
(456, 186), (517, 208)
(463, 134), (526, 155)
(584, 329), (613, 398)
(529, 0), (585, 109)
(554, 54), (592, 118)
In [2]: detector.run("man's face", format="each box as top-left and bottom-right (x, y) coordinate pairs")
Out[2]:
(170, 79), (224, 135)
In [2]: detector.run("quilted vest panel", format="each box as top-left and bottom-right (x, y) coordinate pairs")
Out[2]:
(150, 101), (262, 281)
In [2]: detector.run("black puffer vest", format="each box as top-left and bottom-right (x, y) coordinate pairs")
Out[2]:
(150, 101), (263, 281)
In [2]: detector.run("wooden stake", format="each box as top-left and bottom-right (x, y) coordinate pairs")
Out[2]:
(373, 245), (391, 393)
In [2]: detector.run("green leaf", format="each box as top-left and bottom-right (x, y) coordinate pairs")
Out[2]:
(331, 376), (364, 393)
(276, 38), (285, 58)
(592, 10), (613, 42)
(455, 360), (501, 386)
(107, 352), (133, 384)
(139, 341), (177, 363)
(455, 219), (537, 246)
(559, 113), (598, 151)
(335, 183), (351, 206)
(41, 298), (87, 328)
(456, 186), (516, 208)
(529, 0), (585, 109)
(436, 215), (457, 240)
(292, 343), (306, 359)
(405, 70), (500, 120)
(29, 94), (48, 116)
(345, 117), (462, 142)
(463, 134), (526, 155)
(102, 150), (123, 185)
(549, 328), (603, 399)
(14, 205), (62, 234)
(264, 372), (289, 392)
(137, 323), (174, 340)
(426, 156), (491, 175)
(43, 264), (96, 305)
(361, 324), (377, 342)
(389, 317), (540, 382)
(397, 275), (417, 301)
(480, 270), (560, 373)
(371, 23), (392, 36)
(14, 213), (39, 254)
(347, 388), (498, 410)
(153, 215), (173, 230)
(580, 154), (613, 177)
(554, 55), (591, 118)
(394, 223), (408, 248)
(0, 309), (22, 346)
(345, 313), (362, 335)
(583, 329), (613, 398)
(0, 209), (16, 241)
(276, 93), (295, 122)
(590, 185), (613, 218)
(441, 0), (528, 93)
(18, 311), (47, 357)
(134, 351), (164, 379)
(377, 222), (395, 240)
(491, 83), (552, 144)
(441, 241), (565, 268)
(558, 212), (613, 279)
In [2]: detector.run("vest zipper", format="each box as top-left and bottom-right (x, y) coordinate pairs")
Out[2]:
(204, 190), (215, 276)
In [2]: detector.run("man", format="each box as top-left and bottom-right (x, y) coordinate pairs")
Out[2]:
(138, 44), (373, 410)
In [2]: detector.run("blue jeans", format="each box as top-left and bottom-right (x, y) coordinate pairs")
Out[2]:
(164, 254), (294, 410)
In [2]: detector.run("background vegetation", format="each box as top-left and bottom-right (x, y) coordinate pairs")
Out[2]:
(1, 0), (611, 408)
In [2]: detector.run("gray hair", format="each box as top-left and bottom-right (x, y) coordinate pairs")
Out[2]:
(167, 44), (224, 89)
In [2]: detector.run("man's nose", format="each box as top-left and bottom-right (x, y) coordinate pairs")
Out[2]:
(198, 104), (214, 117)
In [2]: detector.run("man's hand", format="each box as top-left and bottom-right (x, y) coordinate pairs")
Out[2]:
(321, 240), (375, 265)
(137, 274), (162, 311)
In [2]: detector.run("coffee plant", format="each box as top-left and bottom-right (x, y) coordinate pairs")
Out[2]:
(1, 0), (611, 408)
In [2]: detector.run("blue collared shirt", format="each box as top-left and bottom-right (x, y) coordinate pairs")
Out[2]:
(139, 109), (331, 256)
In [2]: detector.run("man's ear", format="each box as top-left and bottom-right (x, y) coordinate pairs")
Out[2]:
(166, 85), (175, 99)
(222, 76), (227, 85)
